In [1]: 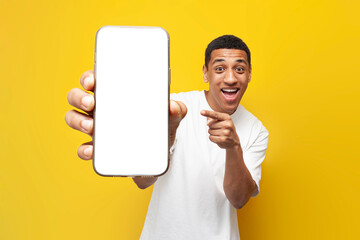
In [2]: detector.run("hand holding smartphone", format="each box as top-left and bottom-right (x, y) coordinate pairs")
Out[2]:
(93, 26), (170, 177)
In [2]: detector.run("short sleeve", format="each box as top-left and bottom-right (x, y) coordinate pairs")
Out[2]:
(243, 123), (269, 197)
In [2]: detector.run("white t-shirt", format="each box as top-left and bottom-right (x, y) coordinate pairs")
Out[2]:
(140, 91), (269, 240)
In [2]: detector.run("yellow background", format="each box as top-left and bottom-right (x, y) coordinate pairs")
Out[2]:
(1, 0), (359, 239)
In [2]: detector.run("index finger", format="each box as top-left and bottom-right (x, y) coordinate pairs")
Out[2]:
(200, 110), (229, 121)
(80, 70), (96, 91)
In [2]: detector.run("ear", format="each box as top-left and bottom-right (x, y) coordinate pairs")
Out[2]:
(248, 65), (252, 83)
(202, 64), (209, 83)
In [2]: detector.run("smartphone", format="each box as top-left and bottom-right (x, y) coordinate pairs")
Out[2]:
(93, 26), (169, 177)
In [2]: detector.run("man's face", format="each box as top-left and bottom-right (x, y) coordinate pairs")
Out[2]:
(203, 48), (251, 115)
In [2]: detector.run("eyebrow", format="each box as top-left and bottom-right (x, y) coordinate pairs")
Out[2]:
(236, 59), (246, 64)
(212, 59), (225, 65)
(212, 58), (247, 65)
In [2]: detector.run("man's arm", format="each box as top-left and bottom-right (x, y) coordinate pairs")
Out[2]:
(200, 110), (255, 209)
(224, 145), (256, 209)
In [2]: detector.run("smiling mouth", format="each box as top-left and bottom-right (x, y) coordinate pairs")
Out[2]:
(221, 88), (239, 94)
(221, 88), (240, 101)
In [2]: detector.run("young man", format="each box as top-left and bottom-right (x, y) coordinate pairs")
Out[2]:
(66, 35), (269, 239)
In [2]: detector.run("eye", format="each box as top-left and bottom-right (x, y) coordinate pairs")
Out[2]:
(236, 67), (244, 72)
(216, 66), (224, 71)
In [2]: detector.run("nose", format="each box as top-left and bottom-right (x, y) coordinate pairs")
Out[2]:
(224, 70), (237, 85)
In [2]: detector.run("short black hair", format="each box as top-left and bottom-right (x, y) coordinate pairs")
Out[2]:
(205, 35), (251, 69)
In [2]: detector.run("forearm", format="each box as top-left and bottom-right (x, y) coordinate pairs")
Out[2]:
(132, 176), (158, 189)
(223, 144), (256, 209)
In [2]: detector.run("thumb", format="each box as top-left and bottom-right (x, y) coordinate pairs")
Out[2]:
(169, 100), (187, 121)
(170, 100), (180, 116)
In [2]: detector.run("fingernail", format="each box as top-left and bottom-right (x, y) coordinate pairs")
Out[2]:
(84, 77), (91, 88)
(81, 119), (92, 132)
(81, 95), (92, 109)
(170, 101), (180, 114)
(84, 146), (93, 157)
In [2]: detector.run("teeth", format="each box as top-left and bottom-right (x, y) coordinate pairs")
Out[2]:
(222, 89), (238, 93)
